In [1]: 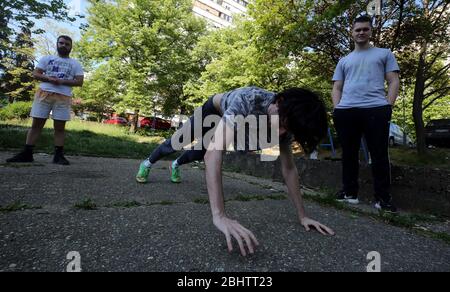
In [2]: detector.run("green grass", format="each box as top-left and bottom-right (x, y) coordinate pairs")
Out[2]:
(319, 146), (450, 170)
(110, 201), (142, 208)
(193, 197), (209, 204)
(389, 147), (450, 170)
(0, 119), (165, 159)
(229, 193), (287, 202)
(153, 200), (176, 206)
(0, 201), (42, 213)
(2, 119), (448, 169)
(74, 198), (98, 210)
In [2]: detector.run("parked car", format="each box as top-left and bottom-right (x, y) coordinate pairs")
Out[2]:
(139, 117), (171, 130)
(425, 119), (450, 148)
(77, 113), (98, 122)
(389, 123), (414, 147)
(103, 117), (128, 126)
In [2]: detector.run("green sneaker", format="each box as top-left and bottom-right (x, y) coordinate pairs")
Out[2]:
(136, 162), (150, 183)
(169, 163), (181, 183)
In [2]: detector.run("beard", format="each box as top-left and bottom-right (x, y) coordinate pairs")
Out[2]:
(57, 46), (71, 56)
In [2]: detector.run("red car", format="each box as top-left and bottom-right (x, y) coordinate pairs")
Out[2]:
(103, 117), (128, 125)
(139, 117), (171, 130)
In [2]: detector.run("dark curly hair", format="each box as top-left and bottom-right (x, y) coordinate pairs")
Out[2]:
(275, 88), (328, 154)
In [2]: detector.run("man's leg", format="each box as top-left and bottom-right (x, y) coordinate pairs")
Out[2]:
(27, 117), (47, 146)
(53, 119), (70, 165)
(333, 108), (363, 203)
(6, 118), (47, 163)
(362, 105), (396, 211)
(54, 119), (66, 147)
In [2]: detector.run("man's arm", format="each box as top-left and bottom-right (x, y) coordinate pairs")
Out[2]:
(204, 119), (259, 256)
(279, 142), (335, 235)
(32, 68), (50, 83)
(332, 80), (344, 109)
(386, 71), (400, 106)
(33, 68), (84, 87)
(59, 75), (84, 87)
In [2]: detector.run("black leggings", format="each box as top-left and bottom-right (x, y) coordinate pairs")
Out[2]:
(147, 97), (221, 166)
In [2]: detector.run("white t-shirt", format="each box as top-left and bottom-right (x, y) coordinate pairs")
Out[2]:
(36, 55), (84, 97)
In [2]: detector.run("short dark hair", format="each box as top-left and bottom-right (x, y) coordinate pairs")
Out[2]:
(275, 88), (328, 154)
(57, 35), (72, 44)
(354, 15), (373, 27)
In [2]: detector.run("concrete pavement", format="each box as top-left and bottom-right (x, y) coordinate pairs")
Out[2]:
(1, 151), (449, 272)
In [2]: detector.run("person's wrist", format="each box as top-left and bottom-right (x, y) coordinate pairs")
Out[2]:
(212, 210), (225, 219)
(298, 212), (307, 221)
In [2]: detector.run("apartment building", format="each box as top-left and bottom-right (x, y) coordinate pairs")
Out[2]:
(192, 0), (249, 28)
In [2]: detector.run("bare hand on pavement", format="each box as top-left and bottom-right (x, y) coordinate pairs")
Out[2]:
(301, 217), (335, 235)
(213, 215), (259, 256)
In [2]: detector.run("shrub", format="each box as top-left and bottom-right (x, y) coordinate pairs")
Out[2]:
(0, 101), (33, 120)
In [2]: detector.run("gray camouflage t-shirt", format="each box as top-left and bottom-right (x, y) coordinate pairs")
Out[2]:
(219, 86), (291, 151)
(220, 86), (276, 120)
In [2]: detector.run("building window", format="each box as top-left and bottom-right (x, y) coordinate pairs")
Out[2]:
(233, 0), (248, 7)
(219, 12), (232, 22)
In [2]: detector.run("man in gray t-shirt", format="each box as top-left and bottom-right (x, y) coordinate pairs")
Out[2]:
(136, 86), (335, 256)
(332, 15), (400, 212)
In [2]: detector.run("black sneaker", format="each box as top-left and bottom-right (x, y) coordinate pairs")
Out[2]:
(374, 200), (398, 213)
(6, 151), (34, 163)
(53, 154), (70, 165)
(335, 190), (359, 204)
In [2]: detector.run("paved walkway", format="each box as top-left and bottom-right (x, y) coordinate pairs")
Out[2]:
(1, 151), (449, 272)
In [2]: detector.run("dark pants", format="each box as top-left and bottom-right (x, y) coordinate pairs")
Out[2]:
(333, 105), (392, 203)
(148, 97), (220, 166)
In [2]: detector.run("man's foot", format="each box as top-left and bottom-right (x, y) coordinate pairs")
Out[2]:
(169, 162), (181, 183)
(335, 190), (359, 204)
(53, 154), (70, 165)
(374, 199), (398, 213)
(136, 162), (150, 183)
(6, 151), (34, 163)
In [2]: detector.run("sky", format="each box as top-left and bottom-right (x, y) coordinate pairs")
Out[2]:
(66, 0), (88, 40)
(34, 0), (89, 42)
(31, 0), (89, 58)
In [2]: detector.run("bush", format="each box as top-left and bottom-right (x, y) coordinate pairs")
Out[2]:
(0, 101), (33, 120)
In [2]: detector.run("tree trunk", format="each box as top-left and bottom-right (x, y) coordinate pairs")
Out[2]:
(129, 109), (139, 134)
(390, 0), (405, 51)
(412, 42), (427, 156)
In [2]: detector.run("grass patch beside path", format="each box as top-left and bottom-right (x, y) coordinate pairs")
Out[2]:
(389, 147), (450, 170)
(0, 201), (42, 213)
(0, 119), (165, 159)
(316, 147), (450, 170)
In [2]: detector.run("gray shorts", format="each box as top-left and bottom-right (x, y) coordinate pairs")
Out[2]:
(30, 89), (72, 121)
